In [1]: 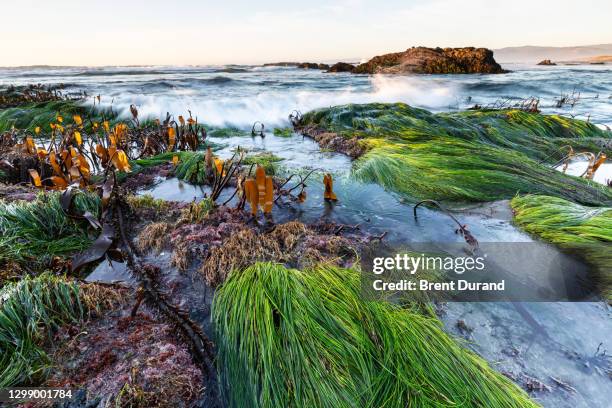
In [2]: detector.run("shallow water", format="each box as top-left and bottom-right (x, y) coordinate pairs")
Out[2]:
(561, 161), (612, 185)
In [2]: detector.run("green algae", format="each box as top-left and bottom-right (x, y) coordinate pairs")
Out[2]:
(174, 151), (208, 184)
(301, 103), (612, 205)
(0, 274), (86, 386)
(511, 194), (612, 300)
(0, 100), (115, 132)
(0, 191), (100, 270)
(213, 262), (539, 408)
(273, 127), (293, 137)
(126, 194), (172, 212)
(208, 126), (249, 138)
(242, 152), (283, 175)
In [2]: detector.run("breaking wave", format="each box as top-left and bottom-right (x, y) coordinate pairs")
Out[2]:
(112, 75), (458, 128)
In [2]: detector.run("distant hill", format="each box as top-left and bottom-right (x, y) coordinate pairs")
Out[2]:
(580, 55), (612, 63)
(493, 44), (612, 63)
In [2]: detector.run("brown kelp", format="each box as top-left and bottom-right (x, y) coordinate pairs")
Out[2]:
(213, 262), (538, 408)
(511, 194), (612, 300)
(1, 104), (206, 188)
(298, 103), (612, 205)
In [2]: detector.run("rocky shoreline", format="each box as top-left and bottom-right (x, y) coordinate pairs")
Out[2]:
(264, 46), (506, 75)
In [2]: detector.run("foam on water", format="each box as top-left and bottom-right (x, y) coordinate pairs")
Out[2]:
(112, 74), (458, 128)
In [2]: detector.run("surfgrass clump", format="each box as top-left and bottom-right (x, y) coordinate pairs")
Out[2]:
(0, 100), (114, 132)
(273, 127), (293, 137)
(511, 194), (612, 300)
(208, 126), (249, 138)
(0, 191), (100, 269)
(213, 262), (538, 408)
(300, 103), (612, 205)
(0, 274), (85, 386)
(242, 152), (283, 175)
(173, 151), (208, 184)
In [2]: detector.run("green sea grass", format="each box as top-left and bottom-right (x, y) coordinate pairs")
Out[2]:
(0, 274), (85, 386)
(511, 194), (611, 300)
(213, 262), (539, 408)
(0, 191), (100, 269)
(301, 103), (612, 205)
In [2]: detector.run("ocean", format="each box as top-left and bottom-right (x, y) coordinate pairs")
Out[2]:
(1, 63), (611, 128)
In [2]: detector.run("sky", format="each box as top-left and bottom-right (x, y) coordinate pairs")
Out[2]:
(0, 0), (611, 66)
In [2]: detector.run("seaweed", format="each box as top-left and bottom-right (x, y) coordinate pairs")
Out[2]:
(242, 152), (283, 175)
(511, 194), (612, 300)
(273, 127), (293, 137)
(0, 191), (100, 272)
(0, 100), (115, 132)
(213, 262), (538, 408)
(0, 274), (119, 387)
(299, 103), (612, 205)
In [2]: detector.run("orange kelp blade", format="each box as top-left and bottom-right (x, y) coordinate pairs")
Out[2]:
(77, 155), (91, 180)
(323, 173), (338, 201)
(28, 169), (42, 187)
(167, 126), (176, 151)
(111, 149), (131, 172)
(74, 131), (83, 145)
(50, 176), (68, 189)
(25, 137), (36, 155)
(214, 158), (224, 176)
(49, 151), (62, 176)
(263, 176), (274, 213)
(95, 144), (109, 165)
(255, 165), (266, 211)
(586, 153), (607, 179)
(244, 178), (258, 215)
(297, 189), (307, 203)
(36, 148), (47, 160)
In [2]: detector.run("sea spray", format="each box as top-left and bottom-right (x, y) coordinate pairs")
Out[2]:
(105, 75), (459, 128)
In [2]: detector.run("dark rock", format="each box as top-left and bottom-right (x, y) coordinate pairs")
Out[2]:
(352, 46), (506, 74)
(297, 62), (330, 70)
(262, 62), (301, 67)
(326, 62), (356, 73)
(262, 62), (330, 70)
(537, 59), (557, 66)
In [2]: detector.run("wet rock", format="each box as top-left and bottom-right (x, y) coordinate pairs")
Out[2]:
(456, 319), (474, 335)
(326, 62), (356, 73)
(121, 163), (173, 192)
(0, 183), (37, 202)
(537, 59), (557, 66)
(262, 62), (301, 67)
(298, 62), (330, 70)
(297, 125), (367, 159)
(262, 62), (330, 70)
(352, 46), (505, 74)
(0, 83), (68, 109)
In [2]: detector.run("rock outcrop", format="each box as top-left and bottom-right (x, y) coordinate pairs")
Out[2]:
(537, 59), (556, 66)
(326, 62), (356, 73)
(263, 62), (330, 70)
(297, 62), (330, 70)
(352, 47), (505, 74)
